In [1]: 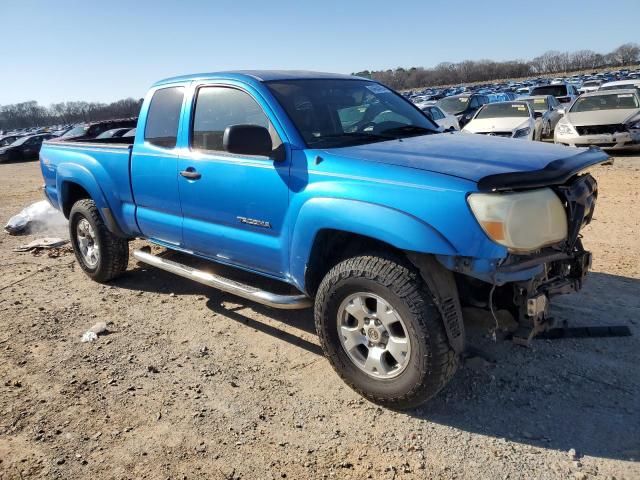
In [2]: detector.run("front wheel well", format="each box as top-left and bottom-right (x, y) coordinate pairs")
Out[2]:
(61, 182), (91, 218)
(304, 229), (405, 297)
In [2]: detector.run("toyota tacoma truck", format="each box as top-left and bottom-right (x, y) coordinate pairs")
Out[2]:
(40, 71), (607, 409)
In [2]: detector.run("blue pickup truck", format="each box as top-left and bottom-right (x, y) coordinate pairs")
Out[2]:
(40, 71), (606, 409)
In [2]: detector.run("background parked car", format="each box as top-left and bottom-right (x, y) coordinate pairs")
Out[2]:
(518, 95), (563, 140)
(599, 79), (640, 93)
(95, 128), (133, 139)
(0, 134), (24, 147)
(59, 118), (137, 140)
(578, 79), (603, 94)
(436, 93), (490, 128)
(420, 103), (460, 130)
(530, 83), (579, 104)
(462, 101), (536, 140)
(0, 133), (55, 162)
(554, 89), (640, 150)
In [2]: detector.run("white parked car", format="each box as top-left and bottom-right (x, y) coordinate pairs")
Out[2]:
(599, 79), (640, 93)
(420, 104), (460, 131)
(412, 95), (434, 110)
(554, 89), (640, 150)
(578, 80), (603, 94)
(462, 101), (536, 140)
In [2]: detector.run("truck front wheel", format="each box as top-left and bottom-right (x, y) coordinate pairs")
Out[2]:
(69, 199), (129, 282)
(314, 253), (458, 410)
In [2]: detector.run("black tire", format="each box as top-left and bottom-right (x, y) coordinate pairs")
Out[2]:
(69, 199), (129, 282)
(314, 253), (458, 410)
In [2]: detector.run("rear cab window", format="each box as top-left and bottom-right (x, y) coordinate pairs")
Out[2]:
(144, 86), (185, 148)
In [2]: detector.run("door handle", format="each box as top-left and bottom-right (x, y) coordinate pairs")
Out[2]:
(180, 168), (201, 180)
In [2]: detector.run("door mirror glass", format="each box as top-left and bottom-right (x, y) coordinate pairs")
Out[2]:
(223, 125), (273, 157)
(533, 111), (543, 119)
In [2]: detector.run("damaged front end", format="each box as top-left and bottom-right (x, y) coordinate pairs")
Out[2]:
(446, 171), (600, 344)
(507, 174), (597, 342)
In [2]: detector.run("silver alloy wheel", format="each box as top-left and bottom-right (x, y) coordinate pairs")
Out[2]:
(337, 292), (411, 379)
(76, 218), (99, 267)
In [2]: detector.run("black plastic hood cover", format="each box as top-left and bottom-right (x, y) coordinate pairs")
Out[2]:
(477, 146), (610, 191)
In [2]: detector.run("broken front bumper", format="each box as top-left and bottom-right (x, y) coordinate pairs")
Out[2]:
(441, 173), (598, 339)
(556, 129), (640, 150)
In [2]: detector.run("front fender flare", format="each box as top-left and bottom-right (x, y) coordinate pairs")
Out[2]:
(289, 198), (458, 291)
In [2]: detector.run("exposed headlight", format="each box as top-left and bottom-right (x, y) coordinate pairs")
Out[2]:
(628, 120), (640, 129)
(513, 127), (530, 138)
(467, 188), (568, 253)
(556, 122), (576, 135)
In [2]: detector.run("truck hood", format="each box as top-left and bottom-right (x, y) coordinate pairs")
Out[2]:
(566, 109), (640, 126)
(325, 132), (607, 188)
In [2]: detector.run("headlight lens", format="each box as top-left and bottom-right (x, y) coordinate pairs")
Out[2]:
(556, 122), (576, 135)
(513, 127), (531, 138)
(467, 188), (568, 253)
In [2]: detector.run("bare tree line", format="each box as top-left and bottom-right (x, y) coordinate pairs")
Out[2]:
(0, 98), (143, 131)
(354, 43), (640, 90)
(2, 43), (639, 131)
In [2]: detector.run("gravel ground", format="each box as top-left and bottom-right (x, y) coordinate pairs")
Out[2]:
(0, 155), (638, 480)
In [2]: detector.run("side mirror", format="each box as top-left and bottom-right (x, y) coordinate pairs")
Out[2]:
(557, 108), (566, 116)
(533, 111), (543, 119)
(223, 125), (273, 157)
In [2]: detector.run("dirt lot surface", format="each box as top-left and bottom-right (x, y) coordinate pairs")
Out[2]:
(0, 155), (639, 480)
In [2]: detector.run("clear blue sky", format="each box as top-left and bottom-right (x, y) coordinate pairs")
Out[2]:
(2, 0), (639, 105)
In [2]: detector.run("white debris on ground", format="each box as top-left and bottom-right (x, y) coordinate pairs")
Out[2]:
(4, 200), (67, 236)
(80, 322), (108, 343)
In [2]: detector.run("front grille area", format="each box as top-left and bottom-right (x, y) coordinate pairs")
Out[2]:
(575, 124), (626, 136)
(479, 131), (512, 138)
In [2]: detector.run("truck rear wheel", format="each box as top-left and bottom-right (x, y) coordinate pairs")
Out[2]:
(314, 253), (458, 410)
(69, 199), (129, 282)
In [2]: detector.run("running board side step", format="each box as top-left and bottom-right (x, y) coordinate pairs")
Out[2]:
(133, 250), (312, 310)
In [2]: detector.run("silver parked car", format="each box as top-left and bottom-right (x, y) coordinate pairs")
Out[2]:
(420, 103), (460, 131)
(554, 89), (640, 150)
(518, 95), (564, 140)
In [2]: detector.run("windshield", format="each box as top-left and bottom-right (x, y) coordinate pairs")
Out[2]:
(531, 85), (568, 97)
(438, 96), (470, 114)
(266, 79), (438, 148)
(60, 125), (89, 138)
(475, 102), (529, 119)
(521, 97), (548, 112)
(571, 93), (639, 112)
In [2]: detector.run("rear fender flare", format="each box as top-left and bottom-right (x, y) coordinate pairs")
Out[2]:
(56, 163), (125, 237)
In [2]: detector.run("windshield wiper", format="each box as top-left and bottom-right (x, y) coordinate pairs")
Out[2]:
(380, 125), (438, 138)
(307, 132), (398, 146)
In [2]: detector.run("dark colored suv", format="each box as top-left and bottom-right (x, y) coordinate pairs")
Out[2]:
(58, 118), (138, 141)
(436, 94), (490, 127)
(530, 83), (579, 104)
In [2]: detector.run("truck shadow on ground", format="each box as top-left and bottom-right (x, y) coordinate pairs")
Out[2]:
(113, 262), (639, 462)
